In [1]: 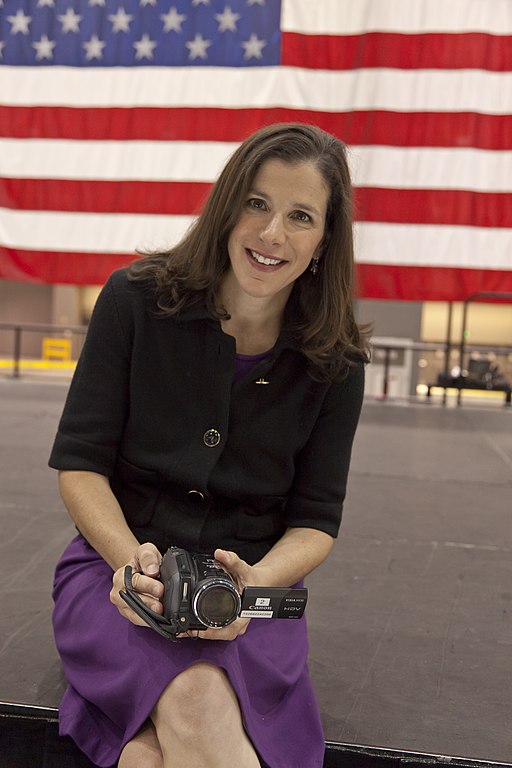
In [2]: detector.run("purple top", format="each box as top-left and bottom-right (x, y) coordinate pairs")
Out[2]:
(233, 349), (272, 383)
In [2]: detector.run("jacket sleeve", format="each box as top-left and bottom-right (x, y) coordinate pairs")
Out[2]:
(48, 271), (133, 475)
(284, 360), (365, 537)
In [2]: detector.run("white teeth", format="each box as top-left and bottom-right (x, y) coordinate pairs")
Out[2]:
(250, 250), (282, 266)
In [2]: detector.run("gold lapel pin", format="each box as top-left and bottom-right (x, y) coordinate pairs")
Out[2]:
(255, 378), (270, 385)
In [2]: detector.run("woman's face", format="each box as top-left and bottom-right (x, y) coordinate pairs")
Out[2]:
(225, 158), (328, 305)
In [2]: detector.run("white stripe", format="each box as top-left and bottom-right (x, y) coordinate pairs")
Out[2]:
(0, 66), (510, 115)
(282, 0), (512, 35)
(1, 209), (510, 271)
(349, 146), (512, 193)
(0, 139), (236, 182)
(2, 139), (511, 193)
(354, 222), (512, 270)
(0, 208), (194, 253)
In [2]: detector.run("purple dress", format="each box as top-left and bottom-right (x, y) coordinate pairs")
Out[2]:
(51, 353), (326, 768)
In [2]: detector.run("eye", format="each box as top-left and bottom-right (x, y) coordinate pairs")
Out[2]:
(292, 210), (311, 223)
(246, 197), (267, 211)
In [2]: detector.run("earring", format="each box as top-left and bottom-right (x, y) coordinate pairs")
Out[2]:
(310, 258), (319, 276)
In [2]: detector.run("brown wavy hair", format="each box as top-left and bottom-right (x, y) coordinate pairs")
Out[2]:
(128, 122), (370, 379)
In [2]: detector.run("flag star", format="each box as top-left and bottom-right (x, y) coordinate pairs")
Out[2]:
(58, 8), (82, 33)
(32, 33), (56, 60)
(215, 6), (240, 33)
(88, 0), (105, 6)
(7, 9), (32, 35)
(108, 7), (134, 33)
(83, 34), (106, 60)
(186, 33), (211, 60)
(140, 0), (157, 6)
(247, 0), (265, 5)
(134, 33), (157, 60)
(161, 6), (186, 33)
(0, 40), (5, 58)
(241, 33), (266, 59)
(37, 0), (55, 6)
(192, 0), (210, 5)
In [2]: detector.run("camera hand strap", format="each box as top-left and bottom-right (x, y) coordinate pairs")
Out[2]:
(120, 565), (181, 640)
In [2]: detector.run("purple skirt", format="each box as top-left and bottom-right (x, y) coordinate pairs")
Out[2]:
(52, 536), (325, 768)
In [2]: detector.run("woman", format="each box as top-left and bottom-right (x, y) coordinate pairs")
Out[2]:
(50, 123), (369, 768)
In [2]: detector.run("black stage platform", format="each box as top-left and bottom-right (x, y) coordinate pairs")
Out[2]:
(1, 378), (511, 767)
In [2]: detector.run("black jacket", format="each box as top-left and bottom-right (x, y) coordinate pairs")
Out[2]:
(49, 268), (365, 564)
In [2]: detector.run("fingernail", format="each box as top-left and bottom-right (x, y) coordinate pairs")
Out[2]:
(146, 564), (159, 575)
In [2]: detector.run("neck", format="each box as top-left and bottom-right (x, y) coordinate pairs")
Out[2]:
(218, 274), (289, 355)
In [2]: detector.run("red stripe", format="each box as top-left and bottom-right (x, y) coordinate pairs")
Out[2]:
(2, 178), (509, 229)
(355, 188), (512, 228)
(282, 31), (512, 71)
(0, 106), (509, 150)
(356, 264), (512, 301)
(0, 247), (136, 285)
(1, 247), (511, 301)
(0, 178), (211, 215)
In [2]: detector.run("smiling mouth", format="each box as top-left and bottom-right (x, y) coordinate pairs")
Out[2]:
(248, 249), (285, 267)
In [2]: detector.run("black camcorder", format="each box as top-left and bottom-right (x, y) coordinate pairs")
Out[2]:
(162, 548), (242, 632)
(120, 546), (308, 640)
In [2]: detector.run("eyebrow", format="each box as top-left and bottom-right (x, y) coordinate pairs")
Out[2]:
(248, 187), (322, 218)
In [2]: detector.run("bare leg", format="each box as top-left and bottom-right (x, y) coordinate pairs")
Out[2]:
(118, 719), (164, 768)
(151, 663), (262, 768)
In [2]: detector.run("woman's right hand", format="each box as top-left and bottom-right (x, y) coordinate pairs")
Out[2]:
(110, 542), (165, 626)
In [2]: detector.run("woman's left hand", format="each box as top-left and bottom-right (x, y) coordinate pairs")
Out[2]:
(180, 548), (255, 641)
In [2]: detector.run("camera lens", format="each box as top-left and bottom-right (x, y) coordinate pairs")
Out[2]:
(194, 583), (241, 628)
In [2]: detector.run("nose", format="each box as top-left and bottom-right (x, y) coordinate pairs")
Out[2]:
(260, 213), (285, 245)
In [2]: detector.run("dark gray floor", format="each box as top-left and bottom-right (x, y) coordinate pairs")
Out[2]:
(1, 378), (511, 763)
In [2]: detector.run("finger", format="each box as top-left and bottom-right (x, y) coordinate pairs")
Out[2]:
(137, 543), (162, 577)
(111, 565), (164, 608)
(180, 617), (250, 641)
(214, 548), (250, 582)
(130, 569), (164, 600)
(129, 587), (164, 616)
(112, 587), (163, 624)
(175, 629), (202, 640)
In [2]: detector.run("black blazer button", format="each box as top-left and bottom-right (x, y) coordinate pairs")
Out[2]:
(203, 428), (221, 447)
(188, 490), (205, 501)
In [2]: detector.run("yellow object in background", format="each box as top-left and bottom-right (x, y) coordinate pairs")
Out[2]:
(41, 337), (72, 362)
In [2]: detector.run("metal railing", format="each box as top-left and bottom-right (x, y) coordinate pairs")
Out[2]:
(0, 322), (87, 378)
(371, 339), (512, 405)
(1, 323), (510, 406)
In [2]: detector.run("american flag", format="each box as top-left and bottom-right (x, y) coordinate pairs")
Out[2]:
(0, 0), (511, 300)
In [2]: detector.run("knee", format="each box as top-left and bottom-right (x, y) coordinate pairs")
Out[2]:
(154, 663), (234, 735)
(119, 746), (162, 768)
(118, 735), (163, 768)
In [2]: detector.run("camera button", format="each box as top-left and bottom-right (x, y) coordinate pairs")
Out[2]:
(188, 489), (205, 501)
(203, 428), (221, 447)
